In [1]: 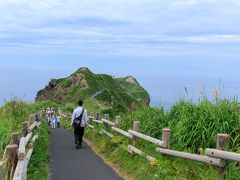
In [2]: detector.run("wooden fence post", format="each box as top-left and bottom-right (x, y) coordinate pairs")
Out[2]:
(216, 133), (230, 180)
(89, 116), (94, 125)
(104, 114), (109, 120)
(114, 116), (121, 128)
(10, 133), (20, 146)
(90, 112), (94, 118)
(29, 115), (35, 125)
(0, 161), (3, 180)
(39, 110), (42, 117)
(3, 145), (18, 180)
(162, 128), (171, 149)
(35, 113), (40, 122)
(96, 112), (100, 120)
(132, 121), (140, 146)
(21, 122), (28, 137)
(103, 114), (109, 130)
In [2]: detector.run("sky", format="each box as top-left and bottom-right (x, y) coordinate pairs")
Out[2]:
(1, 0), (240, 107)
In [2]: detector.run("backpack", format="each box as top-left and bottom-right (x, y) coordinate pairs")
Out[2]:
(72, 108), (84, 128)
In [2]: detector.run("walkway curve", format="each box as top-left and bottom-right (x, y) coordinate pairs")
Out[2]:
(49, 128), (124, 180)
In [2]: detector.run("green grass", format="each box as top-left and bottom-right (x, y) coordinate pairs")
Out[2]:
(82, 98), (240, 180)
(0, 99), (57, 179)
(2, 97), (239, 179)
(167, 99), (240, 151)
(119, 99), (240, 152)
(27, 121), (50, 180)
(85, 129), (217, 180)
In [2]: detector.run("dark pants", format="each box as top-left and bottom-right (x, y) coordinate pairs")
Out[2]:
(74, 127), (84, 145)
(57, 122), (60, 128)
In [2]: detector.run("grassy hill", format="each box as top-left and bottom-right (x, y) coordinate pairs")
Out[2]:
(36, 67), (150, 113)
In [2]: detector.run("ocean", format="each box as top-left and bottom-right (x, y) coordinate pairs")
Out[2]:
(140, 75), (240, 108)
(1, 66), (240, 109)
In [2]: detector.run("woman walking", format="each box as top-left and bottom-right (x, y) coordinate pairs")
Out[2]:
(51, 111), (57, 129)
(57, 114), (61, 128)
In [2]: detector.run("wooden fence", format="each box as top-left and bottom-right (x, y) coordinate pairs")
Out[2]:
(0, 111), (44, 180)
(87, 112), (240, 180)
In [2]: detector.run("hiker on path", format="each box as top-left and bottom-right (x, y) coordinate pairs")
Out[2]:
(51, 111), (57, 129)
(47, 108), (52, 126)
(56, 114), (61, 128)
(71, 100), (88, 148)
(45, 113), (49, 121)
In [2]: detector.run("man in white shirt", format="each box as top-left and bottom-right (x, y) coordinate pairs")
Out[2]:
(71, 100), (88, 148)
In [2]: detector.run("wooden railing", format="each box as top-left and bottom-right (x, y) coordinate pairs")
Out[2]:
(87, 112), (240, 180)
(0, 110), (44, 180)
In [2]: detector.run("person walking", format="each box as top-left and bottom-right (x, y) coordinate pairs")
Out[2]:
(56, 114), (61, 128)
(71, 100), (88, 148)
(47, 108), (51, 126)
(51, 111), (57, 129)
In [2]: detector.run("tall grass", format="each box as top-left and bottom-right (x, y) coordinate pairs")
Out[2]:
(168, 99), (240, 151)
(120, 99), (240, 152)
(0, 98), (30, 157)
(27, 121), (50, 180)
(0, 99), (57, 178)
(88, 98), (240, 179)
(120, 107), (167, 139)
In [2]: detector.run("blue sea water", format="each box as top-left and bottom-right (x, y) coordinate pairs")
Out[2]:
(141, 75), (240, 108)
(1, 65), (240, 109)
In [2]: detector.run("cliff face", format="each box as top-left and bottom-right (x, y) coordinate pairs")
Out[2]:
(36, 67), (150, 111)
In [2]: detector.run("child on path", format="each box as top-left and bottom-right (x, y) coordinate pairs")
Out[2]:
(51, 111), (57, 129)
(57, 114), (61, 128)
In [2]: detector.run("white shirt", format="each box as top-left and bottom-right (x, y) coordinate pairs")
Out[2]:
(71, 106), (88, 127)
(57, 116), (61, 122)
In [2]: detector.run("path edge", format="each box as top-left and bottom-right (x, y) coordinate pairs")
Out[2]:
(83, 138), (134, 180)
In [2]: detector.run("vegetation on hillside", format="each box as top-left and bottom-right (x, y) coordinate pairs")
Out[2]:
(1, 96), (240, 179)
(2, 76), (240, 179)
(27, 121), (50, 180)
(35, 84), (240, 179)
(0, 99), (57, 179)
(0, 99), (51, 155)
(36, 67), (150, 113)
(120, 99), (240, 151)
(84, 98), (240, 180)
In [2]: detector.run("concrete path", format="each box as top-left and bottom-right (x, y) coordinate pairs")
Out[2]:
(49, 128), (124, 180)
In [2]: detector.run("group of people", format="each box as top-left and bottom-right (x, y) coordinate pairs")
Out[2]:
(46, 108), (61, 129)
(45, 100), (88, 149)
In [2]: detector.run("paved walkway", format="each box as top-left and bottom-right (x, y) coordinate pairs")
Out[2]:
(49, 128), (124, 180)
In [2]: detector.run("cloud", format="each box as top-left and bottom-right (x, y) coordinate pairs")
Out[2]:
(46, 17), (130, 28)
(0, 0), (240, 56)
(185, 34), (240, 43)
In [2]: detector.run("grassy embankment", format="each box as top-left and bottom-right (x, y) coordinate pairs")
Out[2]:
(0, 99), (58, 180)
(84, 98), (240, 180)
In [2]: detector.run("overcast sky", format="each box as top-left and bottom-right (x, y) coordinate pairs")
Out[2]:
(1, 0), (240, 106)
